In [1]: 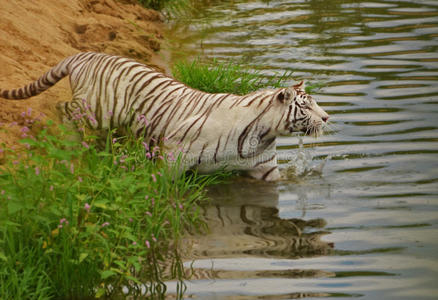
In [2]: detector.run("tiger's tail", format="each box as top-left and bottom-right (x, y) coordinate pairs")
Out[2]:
(0, 55), (76, 100)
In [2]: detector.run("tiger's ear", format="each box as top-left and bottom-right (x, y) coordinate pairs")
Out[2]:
(276, 88), (293, 104)
(293, 81), (305, 92)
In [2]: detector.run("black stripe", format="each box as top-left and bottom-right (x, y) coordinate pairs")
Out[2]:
(283, 105), (293, 130)
(214, 93), (233, 108)
(214, 135), (222, 163)
(178, 91), (205, 120)
(244, 93), (271, 107)
(237, 103), (273, 159)
(198, 143), (208, 165)
(262, 166), (278, 180)
(121, 71), (159, 124)
(133, 73), (162, 98)
(254, 153), (276, 168)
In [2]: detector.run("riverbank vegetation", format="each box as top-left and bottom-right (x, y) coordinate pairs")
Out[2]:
(0, 118), (221, 299)
(137, 0), (191, 16)
(173, 58), (291, 94)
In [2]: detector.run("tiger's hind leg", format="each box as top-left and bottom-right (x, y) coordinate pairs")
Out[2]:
(55, 101), (82, 143)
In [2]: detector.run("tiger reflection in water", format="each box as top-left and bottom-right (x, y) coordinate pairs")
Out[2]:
(180, 179), (334, 281)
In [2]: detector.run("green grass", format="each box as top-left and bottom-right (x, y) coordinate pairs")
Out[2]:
(137, 0), (190, 16)
(0, 120), (222, 299)
(173, 58), (292, 95)
(172, 58), (325, 95)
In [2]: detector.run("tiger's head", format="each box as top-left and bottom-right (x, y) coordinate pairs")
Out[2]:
(276, 81), (329, 137)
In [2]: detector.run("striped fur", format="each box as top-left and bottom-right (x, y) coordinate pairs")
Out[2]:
(0, 52), (329, 181)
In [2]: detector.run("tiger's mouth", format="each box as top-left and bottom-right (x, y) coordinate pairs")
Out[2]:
(289, 121), (325, 137)
(303, 125), (323, 137)
(288, 107), (330, 136)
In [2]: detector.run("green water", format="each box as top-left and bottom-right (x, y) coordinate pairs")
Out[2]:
(165, 1), (438, 299)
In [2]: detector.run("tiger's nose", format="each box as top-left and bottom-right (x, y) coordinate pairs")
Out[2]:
(322, 116), (329, 123)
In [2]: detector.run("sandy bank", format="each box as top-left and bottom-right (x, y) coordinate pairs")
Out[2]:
(0, 0), (167, 149)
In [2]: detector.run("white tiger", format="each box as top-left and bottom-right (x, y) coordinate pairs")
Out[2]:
(0, 52), (329, 181)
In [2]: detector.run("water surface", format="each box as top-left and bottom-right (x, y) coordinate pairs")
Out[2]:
(166, 1), (438, 298)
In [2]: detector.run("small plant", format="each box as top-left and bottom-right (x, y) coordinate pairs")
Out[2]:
(0, 117), (222, 299)
(137, 0), (191, 16)
(172, 58), (292, 95)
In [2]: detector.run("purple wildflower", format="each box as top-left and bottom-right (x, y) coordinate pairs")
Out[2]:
(88, 114), (97, 125)
(101, 222), (110, 228)
(145, 240), (150, 248)
(104, 111), (113, 120)
(81, 141), (89, 149)
(35, 167), (40, 175)
(137, 114), (149, 126)
(151, 174), (156, 182)
(84, 203), (91, 212)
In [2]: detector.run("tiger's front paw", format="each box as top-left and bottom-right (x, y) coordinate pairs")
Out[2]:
(248, 166), (281, 181)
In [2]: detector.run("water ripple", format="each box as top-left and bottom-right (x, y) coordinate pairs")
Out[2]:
(167, 0), (438, 298)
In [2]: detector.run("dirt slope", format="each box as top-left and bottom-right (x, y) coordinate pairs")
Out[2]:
(0, 0), (167, 149)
